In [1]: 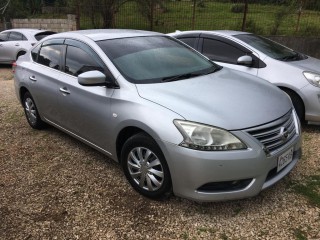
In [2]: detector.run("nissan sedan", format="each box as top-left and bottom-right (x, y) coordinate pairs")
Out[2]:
(14, 30), (301, 202)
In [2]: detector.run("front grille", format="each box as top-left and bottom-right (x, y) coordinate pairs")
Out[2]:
(246, 111), (297, 155)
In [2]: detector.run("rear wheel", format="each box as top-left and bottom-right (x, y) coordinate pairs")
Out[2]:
(282, 89), (305, 123)
(22, 92), (46, 129)
(121, 133), (172, 199)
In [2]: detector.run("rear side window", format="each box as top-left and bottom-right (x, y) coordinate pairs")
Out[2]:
(38, 44), (62, 70)
(0, 32), (9, 41)
(35, 31), (56, 41)
(65, 45), (104, 77)
(8, 32), (25, 41)
(202, 38), (245, 64)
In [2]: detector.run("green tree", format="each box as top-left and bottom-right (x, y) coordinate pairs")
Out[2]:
(68, 0), (128, 28)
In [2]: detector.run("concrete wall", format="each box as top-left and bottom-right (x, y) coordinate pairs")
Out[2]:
(268, 36), (320, 59)
(11, 14), (77, 33)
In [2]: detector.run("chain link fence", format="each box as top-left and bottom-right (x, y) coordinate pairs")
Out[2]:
(2, 0), (320, 36)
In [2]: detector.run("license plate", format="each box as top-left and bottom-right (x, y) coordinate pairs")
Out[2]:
(277, 147), (294, 172)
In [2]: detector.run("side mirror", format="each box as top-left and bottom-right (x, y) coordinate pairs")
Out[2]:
(237, 55), (253, 66)
(78, 70), (108, 86)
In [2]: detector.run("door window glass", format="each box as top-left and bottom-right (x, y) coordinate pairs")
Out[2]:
(38, 44), (62, 70)
(0, 32), (9, 41)
(8, 32), (23, 41)
(65, 45), (103, 77)
(202, 38), (245, 64)
(179, 38), (197, 48)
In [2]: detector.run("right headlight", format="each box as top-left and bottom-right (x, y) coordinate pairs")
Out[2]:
(174, 120), (247, 151)
(303, 71), (320, 88)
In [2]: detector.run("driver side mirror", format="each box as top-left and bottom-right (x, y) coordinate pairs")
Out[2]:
(237, 55), (253, 66)
(78, 70), (113, 87)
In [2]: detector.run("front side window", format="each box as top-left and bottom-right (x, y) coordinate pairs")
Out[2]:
(202, 38), (245, 64)
(38, 44), (62, 70)
(65, 45), (104, 77)
(31, 44), (41, 62)
(97, 36), (216, 83)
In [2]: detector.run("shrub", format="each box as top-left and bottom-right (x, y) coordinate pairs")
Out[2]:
(230, 4), (245, 13)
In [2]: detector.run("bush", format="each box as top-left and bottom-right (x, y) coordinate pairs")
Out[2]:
(230, 4), (245, 13)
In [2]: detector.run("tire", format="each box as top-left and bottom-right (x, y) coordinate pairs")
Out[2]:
(121, 133), (172, 199)
(22, 92), (46, 129)
(282, 89), (305, 123)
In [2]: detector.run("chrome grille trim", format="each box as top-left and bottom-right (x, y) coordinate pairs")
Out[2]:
(245, 110), (297, 155)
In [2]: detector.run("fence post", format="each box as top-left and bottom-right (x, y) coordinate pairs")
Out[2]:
(192, 0), (196, 30)
(76, 2), (80, 30)
(241, 0), (248, 31)
(150, 0), (154, 31)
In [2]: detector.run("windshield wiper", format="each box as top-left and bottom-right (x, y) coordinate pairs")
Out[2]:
(162, 72), (201, 82)
(162, 66), (221, 82)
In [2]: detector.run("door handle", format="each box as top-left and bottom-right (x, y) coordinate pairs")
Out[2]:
(29, 76), (37, 82)
(59, 87), (70, 95)
(15, 43), (20, 47)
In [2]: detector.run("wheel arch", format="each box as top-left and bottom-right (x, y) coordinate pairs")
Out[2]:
(19, 86), (29, 105)
(116, 126), (151, 163)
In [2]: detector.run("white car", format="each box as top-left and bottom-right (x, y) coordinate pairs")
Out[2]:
(170, 30), (320, 124)
(0, 28), (55, 64)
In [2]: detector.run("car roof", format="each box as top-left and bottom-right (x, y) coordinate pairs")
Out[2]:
(170, 30), (250, 37)
(2, 28), (51, 34)
(49, 29), (164, 41)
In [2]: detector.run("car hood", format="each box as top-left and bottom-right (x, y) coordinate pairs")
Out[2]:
(287, 56), (320, 73)
(136, 68), (292, 130)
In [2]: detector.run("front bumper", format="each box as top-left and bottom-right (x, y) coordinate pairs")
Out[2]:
(300, 84), (320, 123)
(160, 130), (301, 202)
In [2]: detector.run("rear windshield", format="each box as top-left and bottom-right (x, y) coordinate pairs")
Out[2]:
(34, 31), (56, 41)
(96, 36), (216, 83)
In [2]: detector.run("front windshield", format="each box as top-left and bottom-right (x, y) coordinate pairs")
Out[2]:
(234, 34), (306, 61)
(97, 36), (218, 83)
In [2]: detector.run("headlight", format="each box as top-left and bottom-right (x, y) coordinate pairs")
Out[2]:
(303, 72), (320, 87)
(174, 120), (247, 151)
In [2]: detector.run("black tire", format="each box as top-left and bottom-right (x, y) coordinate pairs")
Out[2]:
(22, 92), (46, 129)
(282, 89), (305, 123)
(121, 133), (172, 199)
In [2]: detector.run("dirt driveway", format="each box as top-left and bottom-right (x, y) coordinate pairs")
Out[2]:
(0, 65), (319, 239)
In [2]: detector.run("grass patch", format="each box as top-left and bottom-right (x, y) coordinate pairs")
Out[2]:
(293, 228), (308, 240)
(291, 175), (320, 207)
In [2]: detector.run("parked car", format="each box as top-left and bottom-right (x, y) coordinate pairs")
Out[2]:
(0, 28), (55, 64)
(14, 29), (301, 202)
(169, 30), (320, 124)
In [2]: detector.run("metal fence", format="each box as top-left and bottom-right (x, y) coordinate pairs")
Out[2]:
(3, 0), (320, 36)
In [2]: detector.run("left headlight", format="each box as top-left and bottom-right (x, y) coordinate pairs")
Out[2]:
(303, 71), (320, 88)
(174, 120), (247, 151)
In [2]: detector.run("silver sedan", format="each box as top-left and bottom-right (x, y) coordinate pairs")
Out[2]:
(170, 30), (320, 124)
(14, 30), (301, 202)
(0, 28), (55, 64)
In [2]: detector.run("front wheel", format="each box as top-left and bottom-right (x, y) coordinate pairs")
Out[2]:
(23, 92), (46, 129)
(283, 89), (305, 123)
(121, 133), (172, 199)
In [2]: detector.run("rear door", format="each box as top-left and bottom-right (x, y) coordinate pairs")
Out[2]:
(0, 31), (28, 62)
(25, 39), (64, 123)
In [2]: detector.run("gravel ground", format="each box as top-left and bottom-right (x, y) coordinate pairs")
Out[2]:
(0, 65), (319, 240)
